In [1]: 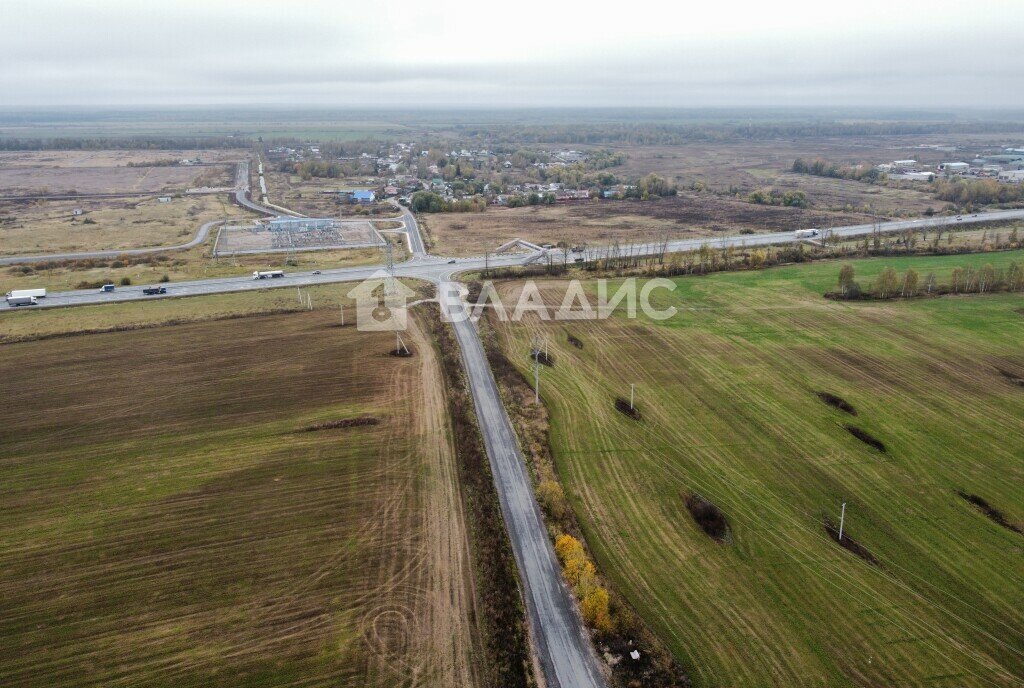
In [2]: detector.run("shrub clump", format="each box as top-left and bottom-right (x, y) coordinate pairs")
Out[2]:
(685, 493), (730, 542)
(615, 397), (641, 420)
(536, 480), (569, 521)
(824, 517), (879, 565)
(817, 391), (857, 415)
(958, 491), (1022, 534)
(301, 416), (379, 432)
(846, 425), (886, 453)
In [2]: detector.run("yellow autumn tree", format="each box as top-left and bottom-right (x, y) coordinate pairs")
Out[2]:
(581, 586), (612, 633)
(564, 556), (595, 588)
(554, 534), (584, 565)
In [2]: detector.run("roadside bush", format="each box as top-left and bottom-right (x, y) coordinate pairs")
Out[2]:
(537, 480), (569, 521)
(119, 277), (132, 286)
(581, 586), (613, 633)
(554, 534), (613, 633)
(158, 274), (170, 283)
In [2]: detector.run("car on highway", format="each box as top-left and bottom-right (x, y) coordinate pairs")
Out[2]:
(448, 259), (457, 264)
(100, 284), (115, 292)
(312, 270), (321, 275)
(142, 286), (167, 295)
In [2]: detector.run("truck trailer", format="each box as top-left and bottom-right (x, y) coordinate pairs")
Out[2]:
(253, 270), (285, 280)
(6, 288), (46, 299)
(6, 295), (38, 306)
(794, 229), (820, 239)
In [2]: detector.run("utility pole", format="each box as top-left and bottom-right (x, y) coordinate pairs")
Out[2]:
(534, 362), (540, 403)
(307, 293), (313, 311)
(838, 502), (847, 541)
(340, 304), (345, 326)
(630, 383), (635, 411)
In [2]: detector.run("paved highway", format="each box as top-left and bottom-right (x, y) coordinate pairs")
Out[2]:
(4, 203), (1023, 688)
(4, 208), (1023, 311)
(232, 161), (277, 216)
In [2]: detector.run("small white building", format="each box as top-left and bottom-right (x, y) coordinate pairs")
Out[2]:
(71, 208), (84, 216)
(158, 196), (171, 203)
(998, 170), (1024, 183)
(891, 159), (918, 170)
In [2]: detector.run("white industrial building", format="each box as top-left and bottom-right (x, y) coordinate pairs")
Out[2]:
(891, 171), (936, 182)
(998, 170), (1024, 183)
(938, 162), (969, 175)
(891, 159), (918, 170)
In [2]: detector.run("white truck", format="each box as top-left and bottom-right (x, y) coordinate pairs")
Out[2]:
(794, 229), (820, 239)
(6, 295), (38, 306)
(253, 270), (285, 280)
(6, 288), (46, 299)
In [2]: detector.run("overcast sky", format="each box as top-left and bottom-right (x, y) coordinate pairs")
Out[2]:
(3, 0), (1023, 108)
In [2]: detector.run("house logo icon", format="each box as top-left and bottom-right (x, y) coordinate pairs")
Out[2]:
(346, 270), (417, 332)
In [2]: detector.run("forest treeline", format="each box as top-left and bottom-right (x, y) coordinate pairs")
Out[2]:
(0, 136), (253, 151)
(450, 120), (1024, 145)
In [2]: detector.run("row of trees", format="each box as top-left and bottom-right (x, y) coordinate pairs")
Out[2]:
(409, 191), (486, 213)
(836, 262), (1024, 299)
(0, 136), (251, 151)
(933, 178), (1024, 206)
(505, 192), (558, 208)
(748, 188), (809, 208)
(452, 120), (1024, 147)
(792, 158), (885, 182)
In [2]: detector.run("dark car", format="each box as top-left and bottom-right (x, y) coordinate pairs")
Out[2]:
(448, 259), (457, 264)
(312, 270), (321, 275)
(142, 286), (167, 295)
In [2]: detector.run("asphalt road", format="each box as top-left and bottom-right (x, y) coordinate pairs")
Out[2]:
(232, 161), (277, 216)
(441, 281), (608, 688)
(4, 203), (1023, 688)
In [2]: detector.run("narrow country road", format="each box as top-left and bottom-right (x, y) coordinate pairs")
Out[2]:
(441, 281), (609, 688)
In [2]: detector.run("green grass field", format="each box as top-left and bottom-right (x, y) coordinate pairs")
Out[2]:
(0, 307), (481, 687)
(491, 251), (1024, 687)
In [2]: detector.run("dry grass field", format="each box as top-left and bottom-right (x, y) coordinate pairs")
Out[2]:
(0, 150), (242, 168)
(261, 166), (393, 219)
(422, 195), (875, 257)
(0, 194), (246, 256)
(488, 251), (1024, 687)
(610, 136), (1021, 195)
(0, 151), (236, 196)
(0, 303), (484, 687)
